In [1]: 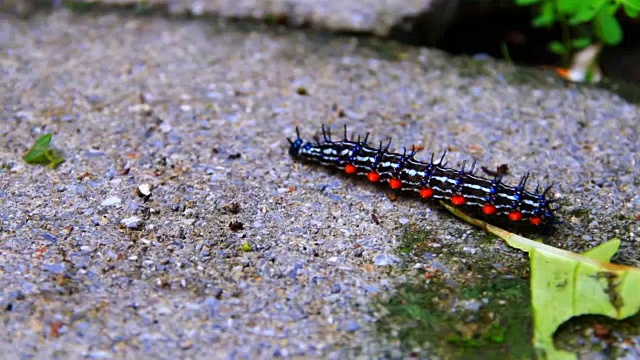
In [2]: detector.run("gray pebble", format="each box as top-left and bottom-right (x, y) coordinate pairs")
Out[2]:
(341, 320), (360, 332)
(373, 253), (399, 266)
(101, 196), (122, 207)
(120, 216), (143, 229)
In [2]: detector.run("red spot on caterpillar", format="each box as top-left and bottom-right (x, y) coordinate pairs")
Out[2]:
(482, 204), (497, 215)
(345, 164), (357, 175)
(530, 216), (542, 226)
(451, 195), (465, 206)
(389, 178), (402, 189)
(508, 211), (523, 221)
(367, 171), (380, 182)
(420, 188), (434, 198)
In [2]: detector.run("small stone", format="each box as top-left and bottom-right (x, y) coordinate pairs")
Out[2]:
(179, 339), (193, 350)
(204, 297), (220, 316)
(128, 104), (152, 115)
(374, 253), (399, 266)
(460, 299), (482, 312)
(363, 285), (378, 293)
(341, 320), (360, 332)
(101, 196), (122, 207)
(330, 284), (341, 294)
(136, 184), (152, 199)
(159, 122), (172, 133)
(120, 216), (143, 229)
(43, 263), (65, 274)
(15, 110), (34, 120)
(41, 233), (58, 243)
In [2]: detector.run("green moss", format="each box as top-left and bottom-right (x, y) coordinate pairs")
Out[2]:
(377, 225), (534, 359)
(454, 57), (495, 78)
(63, 1), (100, 13)
(375, 275), (534, 359)
(355, 37), (403, 61)
(566, 207), (590, 219)
(396, 224), (432, 255)
(503, 66), (555, 86)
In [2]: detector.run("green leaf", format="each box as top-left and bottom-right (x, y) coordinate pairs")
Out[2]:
(441, 202), (640, 360)
(571, 37), (592, 49)
(595, 9), (623, 45)
(621, 0), (640, 17)
(548, 40), (567, 54)
(514, 0), (540, 5)
(35, 133), (52, 147)
(532, 1), (556, 27)
(569, 0), (606, 24)
(557, 0), (581, 14)
(23, 133), (65, 168)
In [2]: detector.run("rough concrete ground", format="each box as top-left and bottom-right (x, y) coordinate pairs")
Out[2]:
(1, 10), (640, 359)
(2, 0), (435, 36)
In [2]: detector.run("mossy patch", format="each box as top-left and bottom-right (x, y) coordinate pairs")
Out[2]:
(375, 275), (534, 359)
(377, 224), (534, 359)
(63, 1), (101, 13)
(502, 66), (557, 86)
(454, 56), (496, 78)
(598, 79), (640, 105)
(396, 224), (434, 256)
(354, 37), (404, 61)
(566, 207), (591, 220)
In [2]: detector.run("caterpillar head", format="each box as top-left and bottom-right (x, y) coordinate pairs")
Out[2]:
(287, 127), (304, 158)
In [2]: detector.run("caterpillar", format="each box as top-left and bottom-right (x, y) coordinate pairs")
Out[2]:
(287, 125), (558, 227)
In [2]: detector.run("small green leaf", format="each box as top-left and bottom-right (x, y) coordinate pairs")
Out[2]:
(548, 40), (567, 54)
(241, 242), (252, 252)
(557, 0), (581, 14)
(595, 10), (623, 45)
(35, 133), (52, 147)
(514, 0), (540, 5)
(23, 149), (48, 165)
(622, 0), (640, 17)
(532, 1), (556, 27)
(571, 37), (592, 49)
(569, 0), (606, 24)
(23, 133), (65, 168)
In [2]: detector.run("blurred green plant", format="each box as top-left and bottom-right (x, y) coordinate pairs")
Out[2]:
(515, 0), (640, 65)
(23, 133), (65, 168)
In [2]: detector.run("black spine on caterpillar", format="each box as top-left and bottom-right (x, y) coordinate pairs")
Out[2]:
(287, 125), (558, 227)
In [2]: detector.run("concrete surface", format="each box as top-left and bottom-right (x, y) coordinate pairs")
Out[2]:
(1, 9), (639, 359)
(2, 0), (435, 36)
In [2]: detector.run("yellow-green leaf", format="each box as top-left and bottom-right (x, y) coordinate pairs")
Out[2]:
(441, 202), (640, 360)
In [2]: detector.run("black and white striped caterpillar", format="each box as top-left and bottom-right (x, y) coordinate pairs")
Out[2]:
(287, 125), (558, 227)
